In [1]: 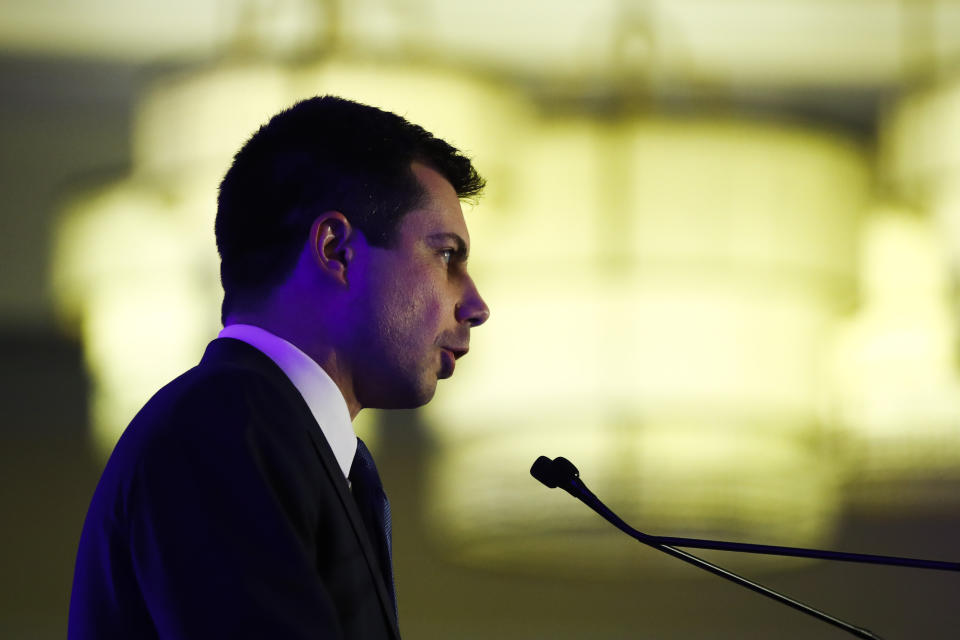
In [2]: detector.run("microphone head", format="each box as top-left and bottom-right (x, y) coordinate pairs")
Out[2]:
(530, 456), (559, 488)
(531, 455), (582, 490)
(551, 457), (580, 482)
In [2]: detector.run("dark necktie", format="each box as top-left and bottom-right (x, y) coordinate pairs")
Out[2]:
(349, 438), (397, 619)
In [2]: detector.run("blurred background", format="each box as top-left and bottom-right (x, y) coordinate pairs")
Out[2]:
(2, 0), (960, 638)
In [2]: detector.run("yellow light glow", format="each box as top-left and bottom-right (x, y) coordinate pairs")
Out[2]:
(624, 120), (865, 279)
(883, 81), (960, 204)
(134, 64), (294, 177)
(866, 76), (960, 494)
(52, 182), (218, 454)
(827, 211), (960, 490)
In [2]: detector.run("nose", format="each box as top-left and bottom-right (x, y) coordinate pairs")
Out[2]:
(456, 277), (490, 328)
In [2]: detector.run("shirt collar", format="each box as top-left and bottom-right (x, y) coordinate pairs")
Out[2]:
(218, 323), (357, 479)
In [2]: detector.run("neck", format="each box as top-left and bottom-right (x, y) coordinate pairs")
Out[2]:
(224, 312), (363, 420)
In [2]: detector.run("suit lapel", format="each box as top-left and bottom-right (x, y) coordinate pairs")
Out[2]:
(202, 339), (402, 639)
(303, 422), (402, 639)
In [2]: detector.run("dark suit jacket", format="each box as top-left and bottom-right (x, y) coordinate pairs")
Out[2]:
(69, 338), (401, 640)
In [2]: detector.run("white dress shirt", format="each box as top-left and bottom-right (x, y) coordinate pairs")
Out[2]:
(218, 323), (357, 479)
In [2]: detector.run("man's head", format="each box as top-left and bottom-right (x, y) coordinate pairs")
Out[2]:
(216, 96), (489, 413)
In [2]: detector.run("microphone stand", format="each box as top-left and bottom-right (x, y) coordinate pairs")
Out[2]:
(531, 456), (957, 639)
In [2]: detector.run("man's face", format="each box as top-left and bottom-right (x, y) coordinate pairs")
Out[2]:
(348, 162), (490, 409)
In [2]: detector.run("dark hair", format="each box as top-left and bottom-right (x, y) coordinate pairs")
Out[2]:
(215, 95), (485, 322)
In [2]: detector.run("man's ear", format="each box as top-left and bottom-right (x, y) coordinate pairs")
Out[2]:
(309, 212), (355, 285)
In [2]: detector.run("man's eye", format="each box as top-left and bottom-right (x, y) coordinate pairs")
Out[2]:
(440, 249), (454, 264)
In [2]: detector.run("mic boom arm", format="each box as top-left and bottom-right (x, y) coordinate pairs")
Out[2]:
(531, 455), (901, 640)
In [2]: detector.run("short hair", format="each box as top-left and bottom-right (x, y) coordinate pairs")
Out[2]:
(215, 95), (485, 322)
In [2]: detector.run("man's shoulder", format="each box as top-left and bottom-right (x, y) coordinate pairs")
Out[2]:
(107, 340), (308, 465)
(151, 348), (284, 412)
(91, 341), (322, 519)
(80, 341), (341, 573)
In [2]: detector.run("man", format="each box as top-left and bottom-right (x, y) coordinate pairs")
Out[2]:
(68, 96), (490, 639)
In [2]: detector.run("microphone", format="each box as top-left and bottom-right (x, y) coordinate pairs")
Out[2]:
(530, 455), (579, 490)
(529, 456), (561, 488)
(531, 455), (892, 640)
(531, 456), (960, 572)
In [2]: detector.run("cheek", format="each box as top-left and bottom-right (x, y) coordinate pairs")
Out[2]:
(379, 275), (445, 349)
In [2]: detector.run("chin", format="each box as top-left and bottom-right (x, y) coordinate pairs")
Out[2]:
(364, 378), (437, 410)
(402, 383), (437, 409)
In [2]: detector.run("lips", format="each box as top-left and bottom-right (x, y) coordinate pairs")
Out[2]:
(438, 346), (467, 379)
(443, 346), (469, 360)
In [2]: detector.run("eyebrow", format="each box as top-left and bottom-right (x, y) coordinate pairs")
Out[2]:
(426, 232), (469, 258)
